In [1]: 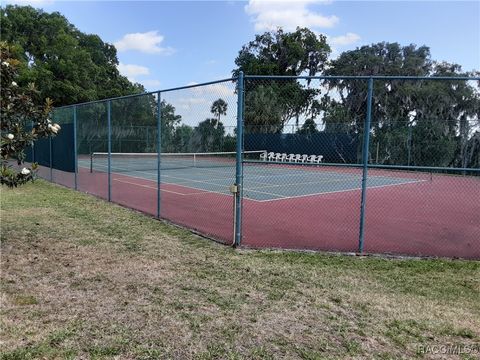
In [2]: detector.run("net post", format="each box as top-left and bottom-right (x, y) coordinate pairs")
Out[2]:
(358, 77), (374, 253)
(73, 105), (78, 190)
(157, 92), (162, 219)
(234, 71), (244, 247)
(107, 100), (112, 202)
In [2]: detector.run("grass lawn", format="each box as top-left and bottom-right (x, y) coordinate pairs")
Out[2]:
(1, 180), (479, 359)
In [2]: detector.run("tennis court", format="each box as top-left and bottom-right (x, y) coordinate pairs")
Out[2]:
(35, 75), (479, 260)
(81, 152), (422, 202)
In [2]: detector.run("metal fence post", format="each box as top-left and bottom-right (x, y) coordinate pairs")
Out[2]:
(157, 92), (162, 219)
(146, 126), (150, 150)
(49, 135), (53, 181)
(234, 72), (245, 247)
(107, 100), (111, 202)
(31, 121), (35, 163)
(358, 77), (374, 253)
(407, 124), (412, 166)
(73, 106), (78, 190)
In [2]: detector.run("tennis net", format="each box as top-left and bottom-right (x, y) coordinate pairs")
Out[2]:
(89, 150), (266, 172)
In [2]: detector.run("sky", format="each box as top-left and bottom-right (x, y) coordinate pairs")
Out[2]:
(3, 0), (479, 94)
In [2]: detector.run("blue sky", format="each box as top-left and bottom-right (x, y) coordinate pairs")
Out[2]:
(4, 0), (480, 93)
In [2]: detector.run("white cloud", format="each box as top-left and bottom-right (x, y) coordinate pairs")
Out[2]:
(114, 31), (174, 55)
(117, 62), (149, 82)
(329, 32), (360, 46)
(117, 64), (161, 89)
(245, 0), (338, 31)
(178, 97), (208, 109)
(190, 82), (236, 99)
(140, 79), (161, 89)
(174, 82), (235, 110)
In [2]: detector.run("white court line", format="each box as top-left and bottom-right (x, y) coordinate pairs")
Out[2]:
(84, 162), (282, 199)
(176, 176), (425, 201)
(250, 179), (426, 203)
(106, 171), (237, 199)
(85, 161), (235, 184)
(82, 160), (363, 184)
(80, 162), (158, 178)
(114, 174), (287, 200)
(246, 177), (365, 190)
(161, 173), (232, 184)
(86, 160), (317, 180)
(112, 178), (209, 196)
(246, 175), (421, 191)
(86, 162), (234, 188)
(109, 172), (232, 197)
(242, 188), (288, 199)
(80, 162), (426, 203)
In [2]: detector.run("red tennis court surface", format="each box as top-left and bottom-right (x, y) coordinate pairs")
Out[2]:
(48, 166), (479, 259)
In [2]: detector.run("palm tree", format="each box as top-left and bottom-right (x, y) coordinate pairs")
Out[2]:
(210, 99), (227, 128)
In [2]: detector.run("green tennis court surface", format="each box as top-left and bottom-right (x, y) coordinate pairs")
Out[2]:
(79, 156), (421, 202)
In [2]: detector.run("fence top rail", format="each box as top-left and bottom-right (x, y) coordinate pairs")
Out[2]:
(159, 77), (236, 93)
(244, 75), (480, 81)
(54, 74), (480, 110)
(56, 90), (160, 110)
(56, 77), (238, 110)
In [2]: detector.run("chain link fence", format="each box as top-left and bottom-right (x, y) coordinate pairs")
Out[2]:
(34, 75), (479, 259)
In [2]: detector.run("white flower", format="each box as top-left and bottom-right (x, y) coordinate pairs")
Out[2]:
(11, 81), (18, 87)
(7, 133), (14, 140)
(48, 123), (60, 134)
(21, 168), (31, 175)
(48, 123), (61, 133)
(47, 119), (52, 123)
(2, 61), (9, 67)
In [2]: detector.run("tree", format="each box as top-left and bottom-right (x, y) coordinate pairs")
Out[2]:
(210, 99), (228, 124)
(323, 42), (480, 166)
(109, 94), (158, 153)
(244, 85), (283, 133)
(462, 131), (480, 168)
(172, 125), (194, 153)
(160, 101), (183, 153)
(233, 28), (331, 132)
(297, 119), (319, 135)
(233, 27), (330, 78)
(1, 42), (59, 187)
(190, 119), (226, 152)
(0, 5), (143, 106)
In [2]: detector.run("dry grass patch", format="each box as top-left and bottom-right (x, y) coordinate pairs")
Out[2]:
(1, 180), (479, 359)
